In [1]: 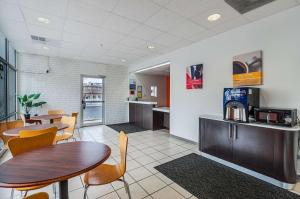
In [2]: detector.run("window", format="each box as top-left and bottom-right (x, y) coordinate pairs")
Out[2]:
(0, 32), (17, 121)
(0, 62), (6, 119)
(0, 32), (5, 60)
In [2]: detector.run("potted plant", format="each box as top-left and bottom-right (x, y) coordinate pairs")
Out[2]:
(17, 93), (47, 119)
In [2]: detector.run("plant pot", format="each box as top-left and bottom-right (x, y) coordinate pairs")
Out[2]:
(24, 113), (31, 119)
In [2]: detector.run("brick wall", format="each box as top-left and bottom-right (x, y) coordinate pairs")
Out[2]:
(17, 53), (129, 126)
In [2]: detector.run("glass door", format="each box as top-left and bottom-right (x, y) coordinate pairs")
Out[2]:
(81, 75), (105, 126)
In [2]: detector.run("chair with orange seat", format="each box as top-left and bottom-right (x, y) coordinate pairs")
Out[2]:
(0, 120), (24, 149)
(83, 131), (131, 199)
(8, 129), (57, 199)
(19, 127), (58, 139)
(71, 112), (80, 139)
(48, 110), (65, 123)
(55, 116), (76, 143)
(24, 192), (49, 199)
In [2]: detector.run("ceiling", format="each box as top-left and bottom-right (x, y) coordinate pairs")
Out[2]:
(0, 0), (299, 66)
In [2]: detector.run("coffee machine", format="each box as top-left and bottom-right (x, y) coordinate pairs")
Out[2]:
(223, 87), (260, 122)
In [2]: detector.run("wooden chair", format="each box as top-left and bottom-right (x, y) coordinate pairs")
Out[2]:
(20, 114), (42, 125)
(48, 110), (65, 123)
(20, 127), (58, 142)
(0, 120), (24, 149)
(71, 112), (80, 139)
(55, 116), (76, 143)
(8, 130), (57, 199)
(24, 192), (49, 199)
(83, 131), (131, 199)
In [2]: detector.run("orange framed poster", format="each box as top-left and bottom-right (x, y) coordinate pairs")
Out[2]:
(233, 50), (263, 87)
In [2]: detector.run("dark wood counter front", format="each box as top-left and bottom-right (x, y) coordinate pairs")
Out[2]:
(199, 116), (299, 185)
(129, 102), (154, 129)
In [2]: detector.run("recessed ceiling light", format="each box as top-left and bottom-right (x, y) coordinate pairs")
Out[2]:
(37, 17), (50, 24)
(121, 59), (127, 62)
(207, 13), (221, 22)
(147, 45), (155, 49)
(42, 46), (49, 50)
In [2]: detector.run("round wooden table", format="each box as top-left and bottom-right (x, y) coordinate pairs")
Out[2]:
(30, 114), (67, 124)
(0, 142), (111, 199)
(3, 123), (69, 137)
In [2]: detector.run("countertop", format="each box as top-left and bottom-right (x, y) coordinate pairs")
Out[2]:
(200, 114), (300, 131)
(153, 107), (170, 113)
(126, 100), (157, 105)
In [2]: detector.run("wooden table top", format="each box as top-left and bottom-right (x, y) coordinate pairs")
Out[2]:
(0, 142), (111, 188)
(30, 114), (67, 121)
(3, 123), (69, 137)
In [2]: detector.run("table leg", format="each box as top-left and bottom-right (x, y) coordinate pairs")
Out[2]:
(59, 180), (68, 199)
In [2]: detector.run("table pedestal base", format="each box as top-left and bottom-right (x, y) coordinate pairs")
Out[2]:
(59, 180), (68, 199)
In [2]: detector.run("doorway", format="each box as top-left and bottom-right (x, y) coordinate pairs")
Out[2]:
(80, 75), (105, 126)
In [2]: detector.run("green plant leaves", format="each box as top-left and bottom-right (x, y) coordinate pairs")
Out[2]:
(32, 101), (46, 107)
(17, 93), (47, 113)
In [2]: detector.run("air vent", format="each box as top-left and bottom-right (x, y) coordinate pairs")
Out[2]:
(31, 35), (46, 42)
(225, 0), (275, 14)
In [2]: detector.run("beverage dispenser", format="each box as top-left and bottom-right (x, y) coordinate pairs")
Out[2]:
(223, 87), (260, 122)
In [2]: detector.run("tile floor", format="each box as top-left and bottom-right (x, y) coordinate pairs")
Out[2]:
(0, 125), (300, 199)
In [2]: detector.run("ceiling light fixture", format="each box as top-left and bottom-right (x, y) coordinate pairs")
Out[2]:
(42, 46), (49, 50)
(147, 45), (155, 49)
(135, 62), (171, 73)
(207, 13), (221, 22)
(121, 59), (127, 62)
(38, 17), (50, 24)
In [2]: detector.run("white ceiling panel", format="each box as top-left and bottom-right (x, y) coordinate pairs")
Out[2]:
(120, 36), (148, 49)
(22, 8), (64, 31)
(211, 16), (249, 34)
(151, 0), (173, 6)
(27, 24), (62, 40)
(188, 30), (216, 42)
(113, 0), (161, 23)
(244, 0), (298, 21)
(153, 33), (182, 46)
(0, 20), (30, 41)
(167, 0), (220, 18)
(0, 1), (24, 22)
(19, 0), (68, 18)
(129, 25), (163, 41)
(103, 14), (140, 34)
(145, 8), (186, 32)
(67, 1), (110, 27)
(72, 0), (120, 12)
(191, 1), (241, 29)
(167, 18), (206, 39)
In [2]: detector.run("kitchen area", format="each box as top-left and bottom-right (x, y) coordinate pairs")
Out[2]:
(127, 62), (170, 131)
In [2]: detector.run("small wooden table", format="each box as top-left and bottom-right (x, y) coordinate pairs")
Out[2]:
(3, 123), (69, 137)
(30, 114), (67, 124)
(0, 142), (111, 199)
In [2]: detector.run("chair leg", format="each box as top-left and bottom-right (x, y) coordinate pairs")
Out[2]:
(83, 185), (89, 199)
(24, 191), (28, 197)
(122, 177), (131, 199)
(10, 189), (14, 199)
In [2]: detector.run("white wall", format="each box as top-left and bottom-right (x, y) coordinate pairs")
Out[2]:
(129, 6), (300, 142)
(18, 53), (128, 125)
(130, 73), (168, 107)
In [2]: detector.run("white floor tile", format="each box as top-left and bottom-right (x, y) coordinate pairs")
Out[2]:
(138, 175), (167, 194)
(151, 186), (185, 199)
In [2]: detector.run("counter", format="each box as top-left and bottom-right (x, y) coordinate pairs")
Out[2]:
(152, 107), (170, 113)
(126, 100), (157, 105)
(199, 115), (300, 189)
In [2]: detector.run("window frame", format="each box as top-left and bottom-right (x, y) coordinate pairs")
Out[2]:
(0, 37), (17, 121)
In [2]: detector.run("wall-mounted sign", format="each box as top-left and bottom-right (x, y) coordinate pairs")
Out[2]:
(233, 50), (263, 87)
(186, 64), (203, 89)
(129, 79), (136, 96)
(137, 85), (142, 98)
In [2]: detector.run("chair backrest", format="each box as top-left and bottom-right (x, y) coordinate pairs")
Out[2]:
(24, 192), (49, 199)
(118, 131), (128, 175)
(0, 120), (24, 144)
(19, 127), (58, 138)
(61, 116), (76, 134)
(71, 112), (79, 125)
(8, 131), (56, 157)
(48, 110), (64, 115)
